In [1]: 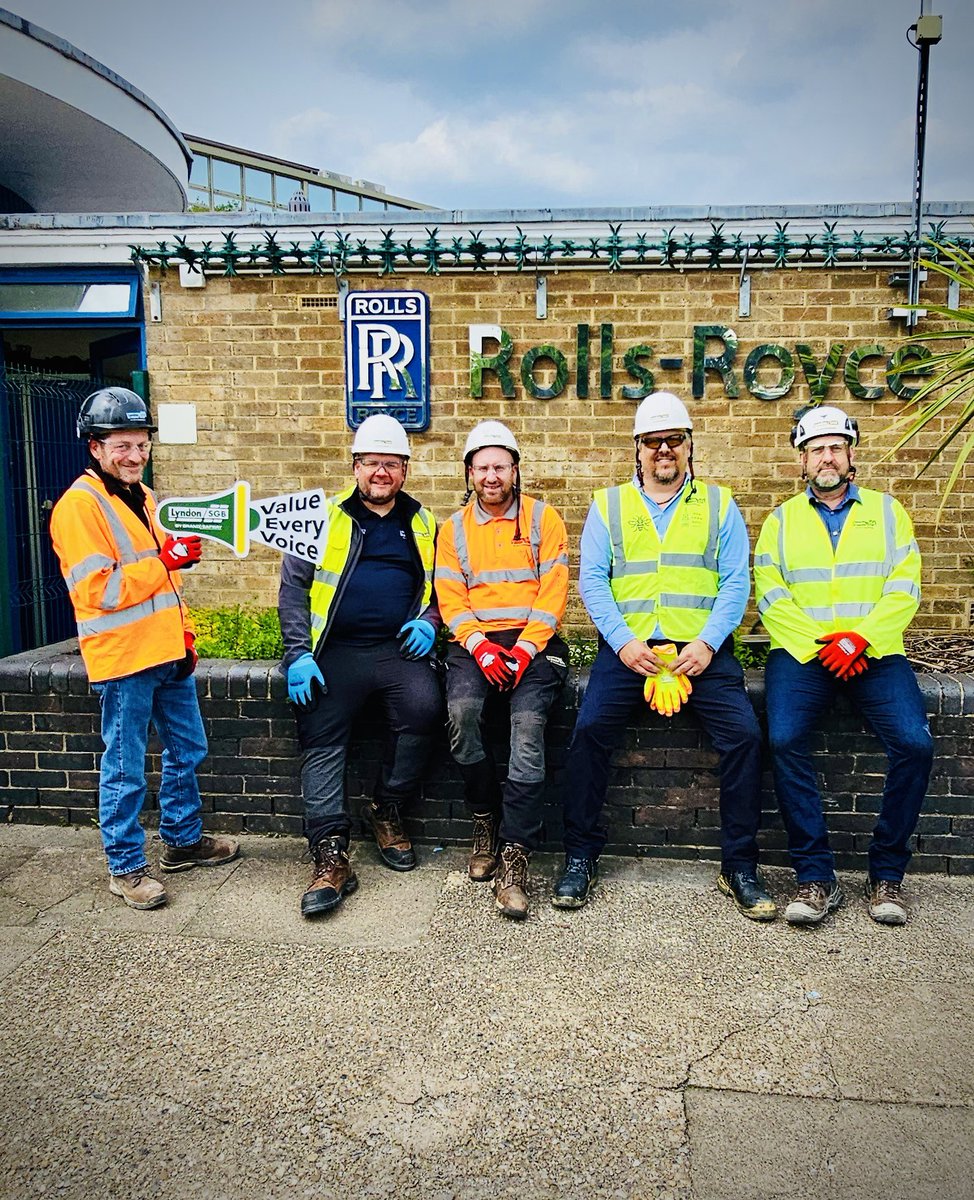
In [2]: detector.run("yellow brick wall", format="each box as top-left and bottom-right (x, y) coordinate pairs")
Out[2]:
(145, 267), (971, 637)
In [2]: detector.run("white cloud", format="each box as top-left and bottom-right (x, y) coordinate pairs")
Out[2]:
(365, 115), (594, 197)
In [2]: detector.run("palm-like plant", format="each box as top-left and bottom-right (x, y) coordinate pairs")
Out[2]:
(884, 241), (974, 512)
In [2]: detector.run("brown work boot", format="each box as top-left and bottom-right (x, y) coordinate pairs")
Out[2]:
(160, 834), (240, 873)
(493, 842), (530, 920)
(108, 866), (168, 910)
(301, 837), (358, 918)
(784, 878), (844, 926)
(468, 812), (500, 882)
(364, 801), (416, 872)
(864, 877), (909, 926)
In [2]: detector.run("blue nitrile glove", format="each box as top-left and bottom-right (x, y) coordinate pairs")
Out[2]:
(398, 619), (436, 660)
(287, 653), (326, 707)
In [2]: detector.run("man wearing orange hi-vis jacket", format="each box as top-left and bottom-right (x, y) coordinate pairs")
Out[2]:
(755, 405), (933, 928)
(50, 388), (238, 911)
(434, 421), (570, 921)
(552, 392), (771, 921)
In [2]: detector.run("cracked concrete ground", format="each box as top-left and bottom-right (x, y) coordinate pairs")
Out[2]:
(0, 824), (971, 1200)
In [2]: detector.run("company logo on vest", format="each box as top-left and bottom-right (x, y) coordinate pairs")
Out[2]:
(345, 290), (430, 431)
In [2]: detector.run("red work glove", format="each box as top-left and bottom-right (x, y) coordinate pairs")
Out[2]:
(184, 630), (198, 674)
(173, 631), (198, 681)
(472, 639), (515, 689)
(502, 645), (534, 689)
(159, 534), (203, 572)
(816, 631), (869, 680)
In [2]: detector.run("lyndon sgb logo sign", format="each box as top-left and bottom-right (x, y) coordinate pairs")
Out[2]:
(344, 290), (430, 431)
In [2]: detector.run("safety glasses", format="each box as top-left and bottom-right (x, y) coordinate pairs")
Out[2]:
(638, 433), (688, 451)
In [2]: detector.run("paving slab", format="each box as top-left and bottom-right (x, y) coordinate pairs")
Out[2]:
(686, 1090), (974, 1200)
(0, 827), (970, 1200)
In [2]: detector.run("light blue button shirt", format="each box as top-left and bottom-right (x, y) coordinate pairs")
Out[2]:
(578, 474), (751, 654)
(806, 481), (860, 547)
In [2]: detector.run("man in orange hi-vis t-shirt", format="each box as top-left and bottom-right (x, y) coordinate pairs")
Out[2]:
(434, 420), (569, 922)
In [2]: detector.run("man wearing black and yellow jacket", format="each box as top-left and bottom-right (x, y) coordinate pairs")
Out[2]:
(278, 414), (441, 917)
(755, 405), (933, 927)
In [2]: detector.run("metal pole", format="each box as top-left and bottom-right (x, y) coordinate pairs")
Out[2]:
(907, 40), (931, 327)
(907, 2), (942, 329)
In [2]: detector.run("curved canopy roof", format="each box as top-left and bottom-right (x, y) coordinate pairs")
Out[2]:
(0, 8), (189, 213)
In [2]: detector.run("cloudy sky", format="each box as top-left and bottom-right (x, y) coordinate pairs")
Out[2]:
(8, 0), (974, 210)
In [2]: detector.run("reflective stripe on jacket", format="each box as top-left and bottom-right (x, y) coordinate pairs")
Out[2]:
(49, 471), (189, 682)
(308, 485), (436, 651)
(434, 493), (569, 652)
(753, 486), (921, 662)
(592, 480), (729, 642)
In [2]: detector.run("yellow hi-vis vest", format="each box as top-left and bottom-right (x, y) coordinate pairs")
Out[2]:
(593, 480), (730, 642)
(308, 485), (436, 651)
(754, 487), (921, 663)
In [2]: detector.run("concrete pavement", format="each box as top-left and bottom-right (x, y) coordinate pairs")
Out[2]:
(0, 823), (972, 1200)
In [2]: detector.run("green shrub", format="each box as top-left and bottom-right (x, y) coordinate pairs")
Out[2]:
(734, 633), (769, 670)
(186, 608), (771, 670)
(566, 633), (598, 668)
(190, 606), (284, 659)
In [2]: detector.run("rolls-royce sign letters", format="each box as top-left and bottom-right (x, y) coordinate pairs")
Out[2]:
(344, 290), (430, 431)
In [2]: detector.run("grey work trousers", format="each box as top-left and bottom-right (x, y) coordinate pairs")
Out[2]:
(444, 630), (568, 850)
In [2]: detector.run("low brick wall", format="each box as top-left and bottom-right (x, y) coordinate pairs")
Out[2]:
(2, 641), (972, 874)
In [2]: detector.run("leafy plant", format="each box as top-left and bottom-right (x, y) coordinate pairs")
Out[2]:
(884, 241), (974, 511)
(565, 633), (598, 668)
(190, 606), (283, 659)
(734, 633), (769, 670)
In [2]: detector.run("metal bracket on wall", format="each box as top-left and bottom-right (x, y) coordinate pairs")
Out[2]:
(149, 283), (162, 322)
(536, 275), (547, 320)
(337, 277), (349, 320)
(948, 278), (960, 309)
(738, 249), (751, 318)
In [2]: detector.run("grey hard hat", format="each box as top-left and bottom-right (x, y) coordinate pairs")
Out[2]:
(77, 388), (157, 439)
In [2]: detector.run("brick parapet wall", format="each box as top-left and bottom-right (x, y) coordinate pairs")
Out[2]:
(144, 265), (973, 636)
(2, 642), (972, 875)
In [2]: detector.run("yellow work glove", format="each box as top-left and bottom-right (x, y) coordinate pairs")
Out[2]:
(642, 643), (692, 716)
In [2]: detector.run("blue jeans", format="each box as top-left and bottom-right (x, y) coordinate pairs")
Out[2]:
(562, 639), (763, 871)
(765, 650), (933, 883)
(92, 663), (207, 876)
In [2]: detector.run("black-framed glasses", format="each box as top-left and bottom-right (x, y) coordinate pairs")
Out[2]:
(638, 433), (688, 451)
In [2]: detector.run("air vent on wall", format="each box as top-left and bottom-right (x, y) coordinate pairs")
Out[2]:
(300, 296), (338, 308)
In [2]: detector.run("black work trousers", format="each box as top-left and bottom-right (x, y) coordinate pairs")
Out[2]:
(293, 638), (443, 848)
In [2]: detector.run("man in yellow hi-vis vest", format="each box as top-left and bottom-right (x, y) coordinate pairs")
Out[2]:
(278, 414), (442, 918)
(50, 388), (239, 912)
(755, 405), (933, 927)
(552, 392), (772, 921)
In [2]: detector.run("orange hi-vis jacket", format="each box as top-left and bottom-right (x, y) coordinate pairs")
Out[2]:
(50, 470), (192, 683)
(434, 493), (569, 653)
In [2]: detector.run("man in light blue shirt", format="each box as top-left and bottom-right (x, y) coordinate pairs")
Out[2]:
(552, 392), (772, 921)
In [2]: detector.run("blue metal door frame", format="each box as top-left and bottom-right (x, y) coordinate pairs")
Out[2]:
(0, 265), (146, 657)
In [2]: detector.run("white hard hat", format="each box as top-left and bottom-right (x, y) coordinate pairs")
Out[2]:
(791, 405), (859, 449)
(463, 420), (520, 463)
(351, 414), (410, 457)
(633, 392), (693, 437)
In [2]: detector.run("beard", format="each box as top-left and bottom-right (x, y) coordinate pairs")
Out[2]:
(650, 456), (681, 485)
(357, 479), (399, 504)
(809, 465), (851, 492)
(474, 479), (514, 507)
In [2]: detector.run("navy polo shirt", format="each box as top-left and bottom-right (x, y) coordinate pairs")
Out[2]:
(328, 491), (419, 644)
